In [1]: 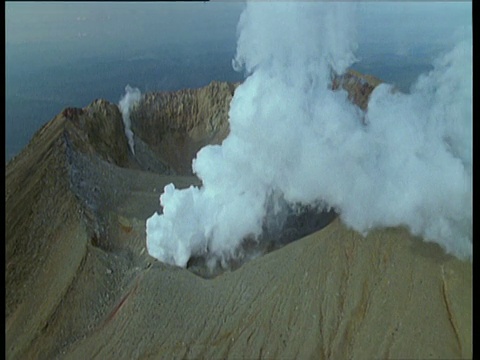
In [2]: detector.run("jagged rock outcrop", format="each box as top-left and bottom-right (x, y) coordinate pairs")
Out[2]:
(5, 76), (471, 360)
(332, 69), (382, 110)
(131, 81), (238, 175)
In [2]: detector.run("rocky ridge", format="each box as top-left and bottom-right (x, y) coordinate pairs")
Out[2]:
(131, 81), (238, 175)
(5, 71), (472, 359)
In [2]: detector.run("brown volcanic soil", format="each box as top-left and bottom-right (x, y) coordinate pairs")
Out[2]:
(5, 77), (472, 359)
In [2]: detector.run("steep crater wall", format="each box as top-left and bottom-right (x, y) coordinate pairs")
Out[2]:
(128, 72), (382, 276)
(130, 81), (238, 175)
(10, 72), (381, 279)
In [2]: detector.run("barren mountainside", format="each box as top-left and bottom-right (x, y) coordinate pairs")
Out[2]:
(5, 72), (472, 359)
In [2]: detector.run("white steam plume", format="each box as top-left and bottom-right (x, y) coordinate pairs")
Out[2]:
(119, 85), (141, 154)
(146, 2), (472, 268)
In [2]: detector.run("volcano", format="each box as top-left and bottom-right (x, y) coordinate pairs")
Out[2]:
(6, 73), (472, 359)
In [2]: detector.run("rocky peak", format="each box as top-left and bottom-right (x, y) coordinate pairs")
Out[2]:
(63, 100), (130, 167)
(130, 80), (239, 175)
(331, 69), (382, 110)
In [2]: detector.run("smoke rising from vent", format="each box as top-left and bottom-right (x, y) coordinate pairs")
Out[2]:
(146, 2), (472, 268)
(119, 85), (141, 154)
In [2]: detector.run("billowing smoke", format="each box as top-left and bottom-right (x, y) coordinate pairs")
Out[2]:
(146, 2), (472, 268)
(119, 85), (142, 154)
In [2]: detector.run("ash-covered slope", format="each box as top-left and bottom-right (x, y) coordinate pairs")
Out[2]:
(5, 75), (472, 359)
(64, 219), (472, 359)
(5, 97), (196, 359)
